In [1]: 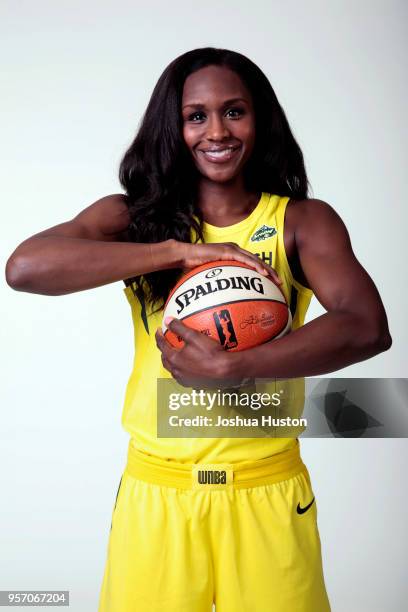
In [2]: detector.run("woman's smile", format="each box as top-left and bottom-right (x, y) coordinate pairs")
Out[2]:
(198, 144), (242, 164)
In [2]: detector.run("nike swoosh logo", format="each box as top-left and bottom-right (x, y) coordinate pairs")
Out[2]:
(297, 497), (315, 514)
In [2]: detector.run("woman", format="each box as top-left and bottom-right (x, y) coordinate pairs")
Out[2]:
(6, 47), (391, 611)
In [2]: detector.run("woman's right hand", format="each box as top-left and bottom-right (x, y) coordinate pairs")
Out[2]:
(174, 240), (282, 285)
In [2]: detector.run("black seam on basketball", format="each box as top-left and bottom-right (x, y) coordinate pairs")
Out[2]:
(164, 263), (262, 306)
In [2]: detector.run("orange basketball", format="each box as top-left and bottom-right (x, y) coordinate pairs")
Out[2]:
(162, 260), (291, 352)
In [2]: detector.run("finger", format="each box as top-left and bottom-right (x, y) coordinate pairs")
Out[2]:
(258, 263), (282, 284)
(161, 353), (173, 373)
(224, 250), (266, 275)
(164, 317), (202, 345)
(155, 328), (166, 351)
(221, 243), (278, 279)
(172, 369), (182, 383)
(233, 249), (282, 284)
(155, 327), (177, 358)
(157, 338), (178, 372)
(232, 247), (282, 284)
(266, 269), (282, 285)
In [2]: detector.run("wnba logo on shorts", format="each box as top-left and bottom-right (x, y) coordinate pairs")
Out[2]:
(197, 470), (227, 485)
(213, 309), (238, 349)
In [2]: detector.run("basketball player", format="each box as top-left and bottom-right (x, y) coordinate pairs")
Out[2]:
(5, 48), (392, 611)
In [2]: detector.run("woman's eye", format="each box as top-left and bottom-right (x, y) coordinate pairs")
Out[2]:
(188, 111), (205, 122)
(226, 107), (244, 118)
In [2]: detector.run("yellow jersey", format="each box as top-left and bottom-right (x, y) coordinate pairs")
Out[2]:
(122, 192), (313, 463)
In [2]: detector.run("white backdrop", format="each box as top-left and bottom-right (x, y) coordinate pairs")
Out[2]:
(1, 1), (407, 610)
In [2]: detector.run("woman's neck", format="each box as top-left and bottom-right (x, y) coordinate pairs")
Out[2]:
(197, 179), (261, 226)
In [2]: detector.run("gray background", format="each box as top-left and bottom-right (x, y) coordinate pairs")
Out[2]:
(1, 0), (407, 610)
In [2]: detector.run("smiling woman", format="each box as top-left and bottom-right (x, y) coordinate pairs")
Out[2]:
(181, 68), (256, 182)
(116, 48), (310, 310)
(5, 46), (391, 612)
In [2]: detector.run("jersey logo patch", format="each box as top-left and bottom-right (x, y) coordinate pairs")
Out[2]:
(250, 225), (277, 242)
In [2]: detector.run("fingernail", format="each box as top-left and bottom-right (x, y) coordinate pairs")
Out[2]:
(164, 316), (175, 325)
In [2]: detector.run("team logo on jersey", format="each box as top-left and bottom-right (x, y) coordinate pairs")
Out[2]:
(250, 225), (277, 242)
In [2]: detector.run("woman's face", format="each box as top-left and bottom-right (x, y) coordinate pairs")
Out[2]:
(181, 65), (256, 184)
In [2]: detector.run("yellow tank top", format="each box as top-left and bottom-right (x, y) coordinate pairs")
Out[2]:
(122, 193), (313, 463)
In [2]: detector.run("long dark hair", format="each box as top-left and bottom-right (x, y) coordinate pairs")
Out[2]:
(119, 47), (310, 311)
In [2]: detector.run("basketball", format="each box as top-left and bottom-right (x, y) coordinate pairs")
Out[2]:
(162, 260), (292, 352)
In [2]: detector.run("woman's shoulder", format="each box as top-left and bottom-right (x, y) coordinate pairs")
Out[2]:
(287, 196), (336, 215)
(283, 197), (347, 284)
(286, 197), (343, 232)
(80, 193), (131, 241)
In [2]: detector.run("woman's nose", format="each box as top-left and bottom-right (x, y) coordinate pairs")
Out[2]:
(206, 114), (230, 140)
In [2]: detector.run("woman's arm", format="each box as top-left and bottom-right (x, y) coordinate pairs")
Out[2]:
(227, 199), (392, 378)
(5, 194), (277, 296)
(156, 200), (392, 385)
(4, 194), (174, 295)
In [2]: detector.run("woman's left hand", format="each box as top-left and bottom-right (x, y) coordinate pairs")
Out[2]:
(155, 318), (239, 388)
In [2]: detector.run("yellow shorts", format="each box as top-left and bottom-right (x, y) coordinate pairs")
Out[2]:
(98, 439), (331, 611)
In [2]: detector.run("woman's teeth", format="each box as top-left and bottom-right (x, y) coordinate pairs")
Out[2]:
(200, 146), (240, 162)
(208, 148), (234, 157)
